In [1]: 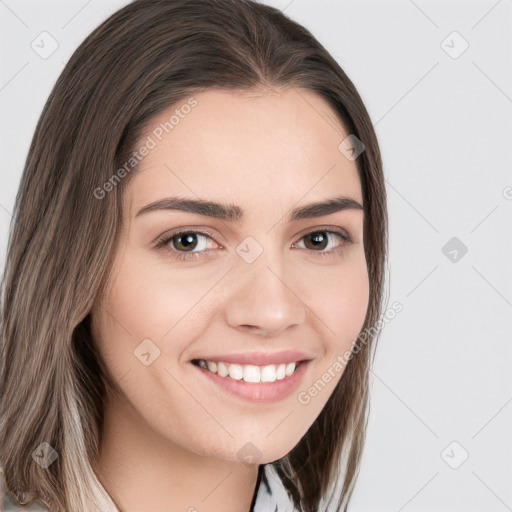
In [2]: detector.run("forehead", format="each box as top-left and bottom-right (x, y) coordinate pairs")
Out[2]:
(126, 87), (362, 216)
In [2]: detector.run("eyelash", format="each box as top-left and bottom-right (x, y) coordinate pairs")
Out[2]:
(155, 227), (353, 262)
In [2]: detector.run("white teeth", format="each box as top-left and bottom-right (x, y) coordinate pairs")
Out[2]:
(285, 362), (295, 376)
(217, 361), (229, 377)
(261, 365), (277, 382)
(243, 365), (260, 383)
(196, 359), (298, 383)
(228, 363), (243, 380)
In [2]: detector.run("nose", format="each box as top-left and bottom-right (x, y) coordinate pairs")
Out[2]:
(223, 255), (307, 338)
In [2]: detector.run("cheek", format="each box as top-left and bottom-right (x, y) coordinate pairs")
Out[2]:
(92, 251), (222, 393)
(100, 253), (210, 346)
(290, 255), (369, 422)
(304, 254), (369, 344)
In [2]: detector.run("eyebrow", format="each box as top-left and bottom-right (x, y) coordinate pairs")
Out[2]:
(135, 195), (363, 223)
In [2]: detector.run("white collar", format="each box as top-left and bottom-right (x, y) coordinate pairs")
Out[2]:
(252, 465), (299, 512)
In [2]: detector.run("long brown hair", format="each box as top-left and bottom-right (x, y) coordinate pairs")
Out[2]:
(0, 1), (387, 510)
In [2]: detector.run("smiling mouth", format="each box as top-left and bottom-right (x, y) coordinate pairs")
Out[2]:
(191, 359), (305, 383)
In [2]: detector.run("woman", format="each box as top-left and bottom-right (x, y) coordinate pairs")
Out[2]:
(0, 0), (387, 510)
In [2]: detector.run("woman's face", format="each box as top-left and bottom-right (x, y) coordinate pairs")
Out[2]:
(91, 87), (369, 464)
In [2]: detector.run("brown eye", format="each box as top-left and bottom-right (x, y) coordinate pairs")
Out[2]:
(156, 229), (219, 262)
(302, 231), (329, 251)
(171, 232), (201, 252)
(293, 228), (351, 258)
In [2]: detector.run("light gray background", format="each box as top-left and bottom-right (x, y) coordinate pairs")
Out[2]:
(1, 1), (511, 511)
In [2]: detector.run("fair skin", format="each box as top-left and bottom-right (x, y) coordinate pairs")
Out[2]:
(91, 87), (369, 512)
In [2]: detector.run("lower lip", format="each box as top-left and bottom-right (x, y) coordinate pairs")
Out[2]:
(193, 361), (310, 403)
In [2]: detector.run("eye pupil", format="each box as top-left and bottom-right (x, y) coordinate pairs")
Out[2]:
(304, 232), (328, 250)
(174, 233), (198, 251)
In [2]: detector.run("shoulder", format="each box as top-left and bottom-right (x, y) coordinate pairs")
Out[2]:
(1, 467), (50, 512)
(252, 464), (299, 512)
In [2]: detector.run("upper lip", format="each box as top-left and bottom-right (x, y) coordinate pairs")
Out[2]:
(191, 350), (314, 366)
